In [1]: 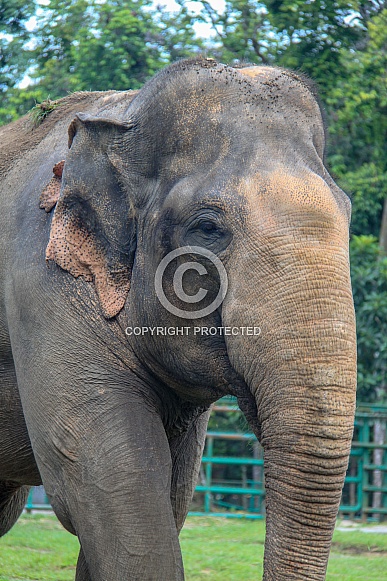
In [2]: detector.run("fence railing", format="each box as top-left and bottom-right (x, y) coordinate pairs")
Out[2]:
(189, 399), (387, 521)
(26, 399), (387, 521)
(341, 404), (387, 520)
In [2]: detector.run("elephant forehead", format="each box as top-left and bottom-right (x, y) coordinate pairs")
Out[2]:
(129, 62), (325, 177)
(236, 169), (349, 233)
(133, 61), (323, 130)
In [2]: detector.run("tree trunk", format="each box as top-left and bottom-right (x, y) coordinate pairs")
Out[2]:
(379, 195), (387, 254)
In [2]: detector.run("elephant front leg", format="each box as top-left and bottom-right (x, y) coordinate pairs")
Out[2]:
(31, 393), (184, 581)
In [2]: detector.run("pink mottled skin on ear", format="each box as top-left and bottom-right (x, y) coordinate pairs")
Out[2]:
(53, 160), (65, 178)
(42, 158), (130, 318)
(45, 204), (130, 318)
(39, 160), (65, 212)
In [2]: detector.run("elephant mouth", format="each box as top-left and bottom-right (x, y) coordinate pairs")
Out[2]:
(237, 391), (261, 439)
(225, 366), (261, 439)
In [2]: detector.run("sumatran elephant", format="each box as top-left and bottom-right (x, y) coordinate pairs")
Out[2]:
(0, 58), (356, 580)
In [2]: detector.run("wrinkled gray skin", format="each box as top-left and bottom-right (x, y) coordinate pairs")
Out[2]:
(0, 59), (357, 580)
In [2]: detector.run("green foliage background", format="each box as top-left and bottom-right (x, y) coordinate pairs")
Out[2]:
(1, 0), (386, 402)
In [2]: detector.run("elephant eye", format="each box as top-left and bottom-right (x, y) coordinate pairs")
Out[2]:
(185, 212), (232, 251)
(197, 220), (218, 234)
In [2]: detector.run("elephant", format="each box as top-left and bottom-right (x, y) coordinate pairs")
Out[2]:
(0, 57), (357, 580)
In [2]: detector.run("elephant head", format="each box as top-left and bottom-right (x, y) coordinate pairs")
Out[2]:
(45, 58), (357, 580)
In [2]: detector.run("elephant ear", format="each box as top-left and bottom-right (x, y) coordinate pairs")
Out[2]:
(45, 114), (136, 319)
(40, 160), (65, 212)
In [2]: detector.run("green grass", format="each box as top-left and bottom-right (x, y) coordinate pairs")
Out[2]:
(0, 515), (78, 580)
(1, 515), (387, 580)
(181, 517), (264, 579)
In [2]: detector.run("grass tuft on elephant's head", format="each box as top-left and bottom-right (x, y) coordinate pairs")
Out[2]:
(29, 99), (60, 127)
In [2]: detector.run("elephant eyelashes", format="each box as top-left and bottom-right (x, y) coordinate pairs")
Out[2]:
(188, 216), (230, 239)
(196, 221), (218, 233)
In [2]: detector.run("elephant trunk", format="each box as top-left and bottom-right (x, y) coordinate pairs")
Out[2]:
(223, 239), (357, 579)
(257, 347), (355, 580)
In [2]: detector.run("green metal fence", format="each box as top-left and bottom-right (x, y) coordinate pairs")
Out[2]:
(340, 403), (387, 520)
(26, 399), (387, 521)
(189, 399), (387, 521)
(189, 430), (265, 519)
